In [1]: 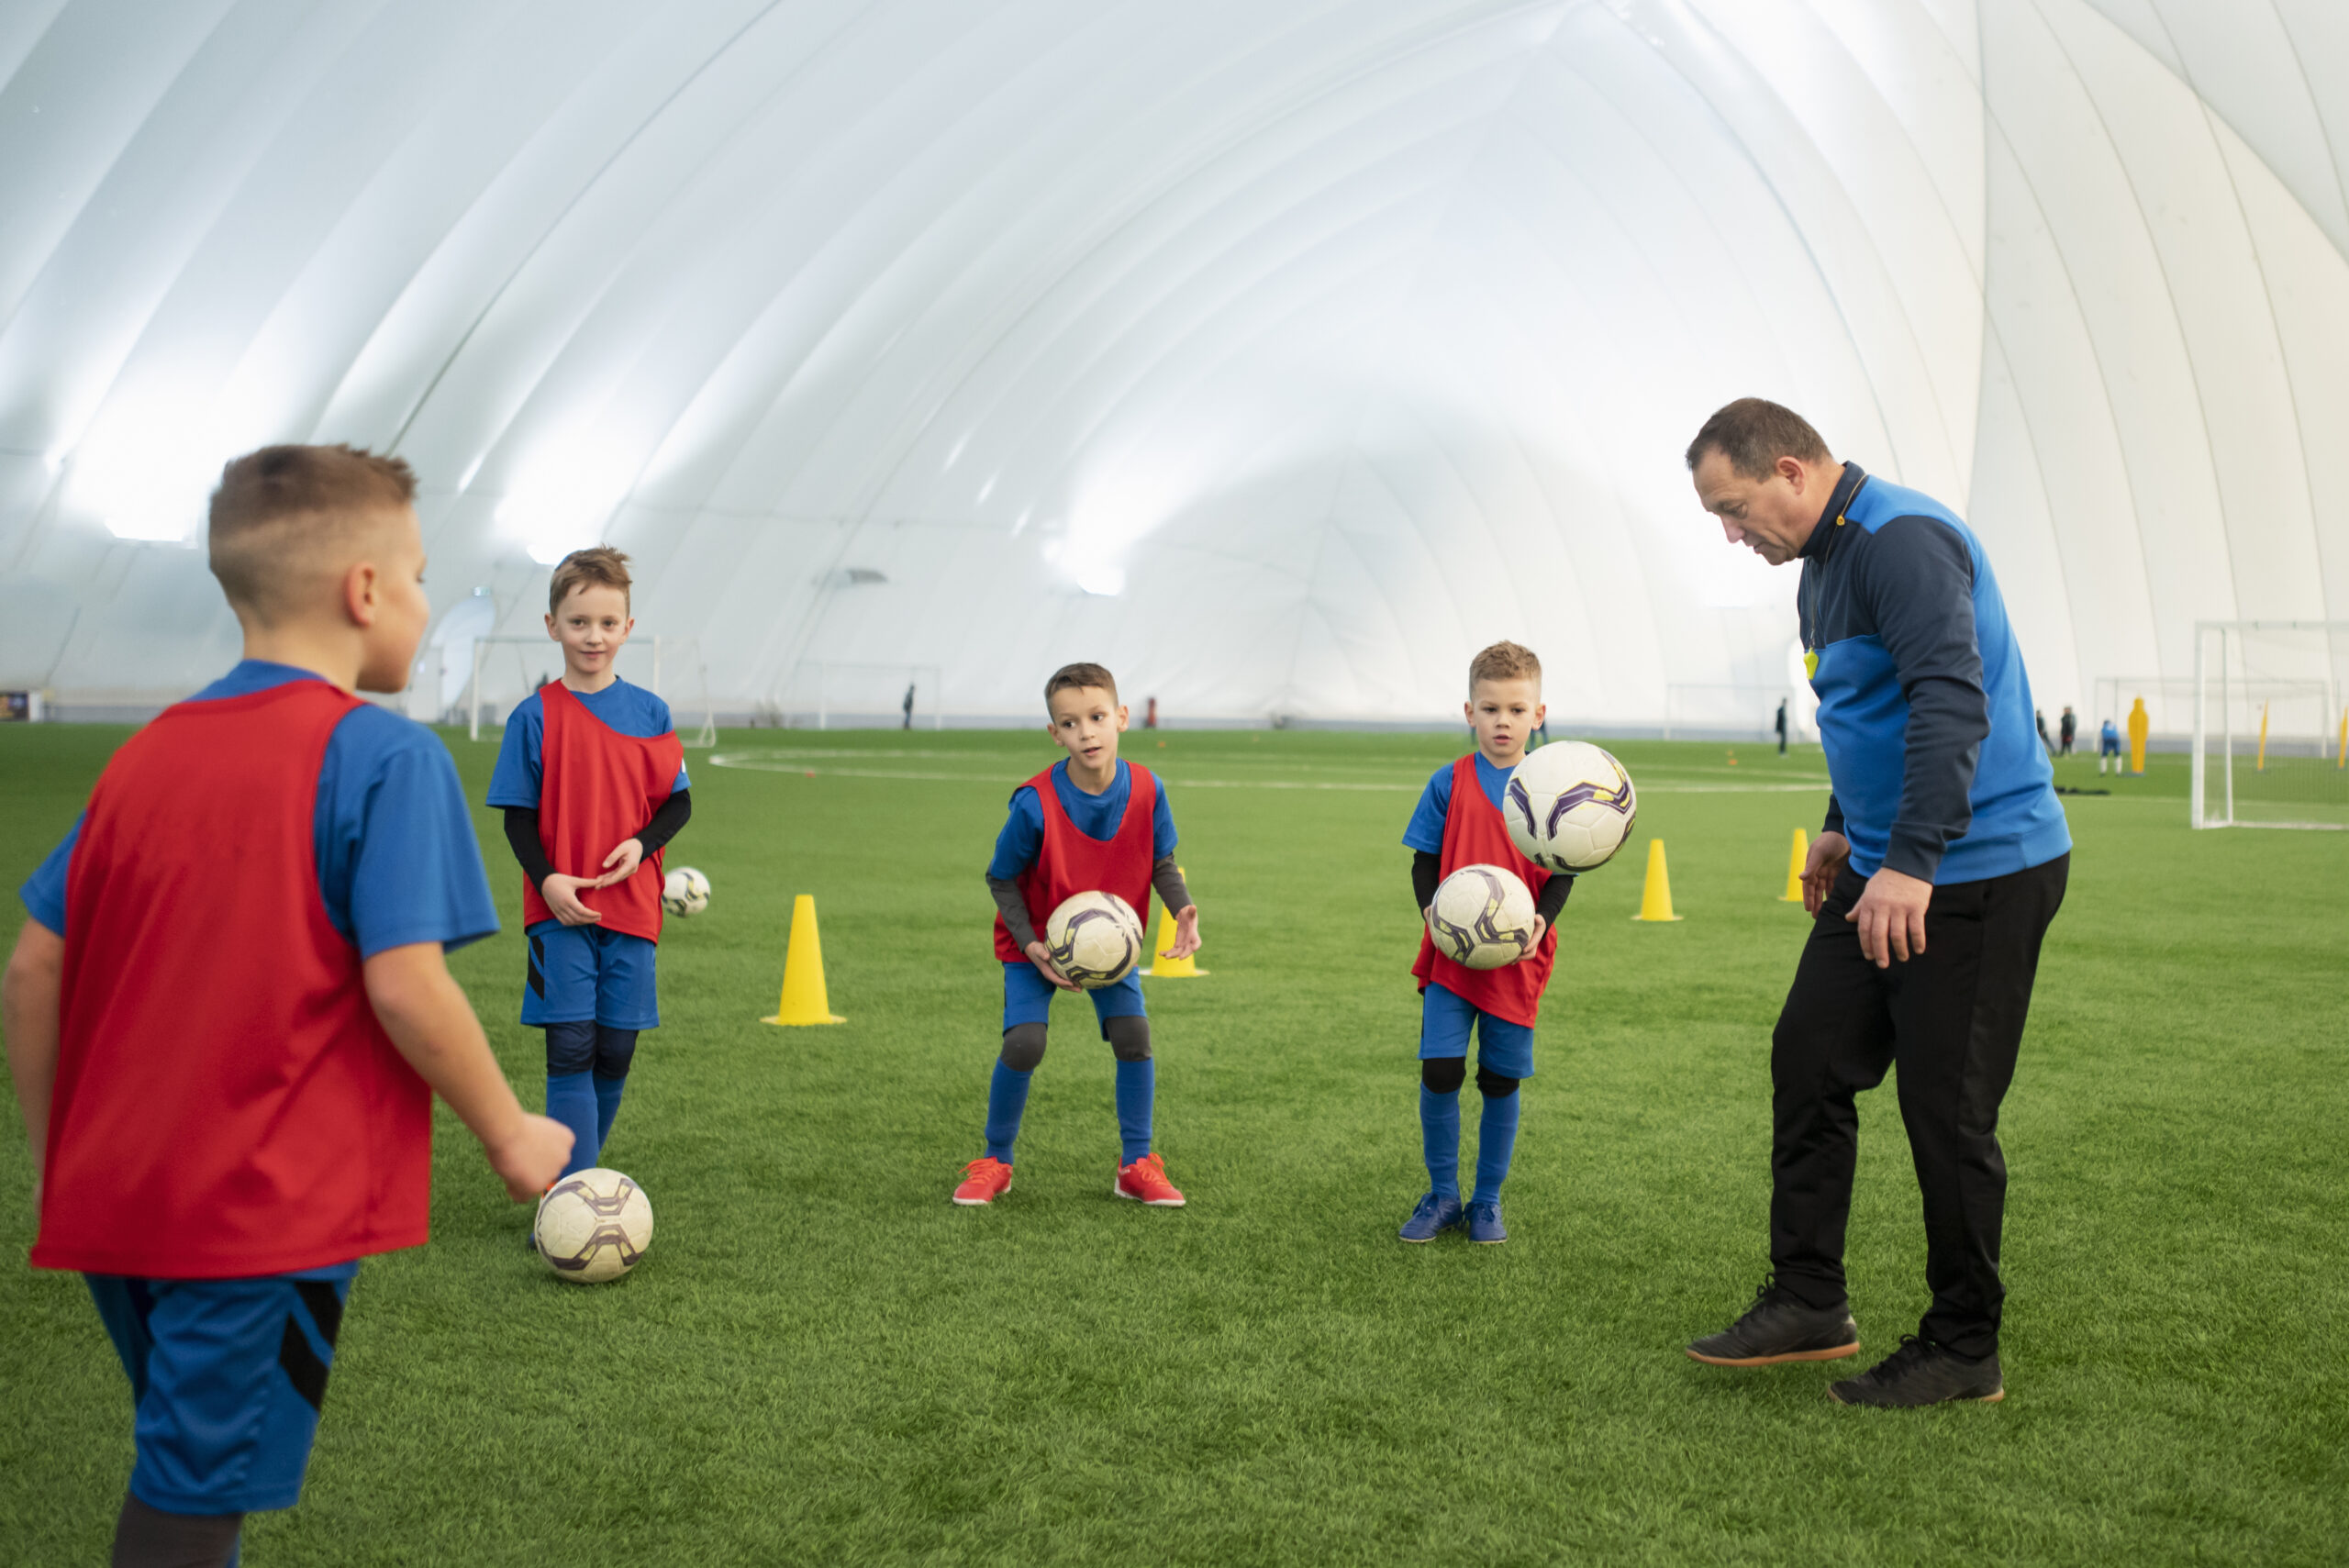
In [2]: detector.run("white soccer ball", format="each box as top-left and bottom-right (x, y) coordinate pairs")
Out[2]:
(1043, 890), (1145, 989)
(1504, 741), (1639, 873)
(535, 1168), (654, 1284)
(1426, 863), (1539, 970)
(662, 865), (711, 917)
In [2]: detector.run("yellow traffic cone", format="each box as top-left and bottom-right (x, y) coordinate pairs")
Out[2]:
(762, 894), (845, 1025)
(1141, 871), (1207, 977)
(1631, 840), (1684, 923)
(1779, 828), (1808, 903)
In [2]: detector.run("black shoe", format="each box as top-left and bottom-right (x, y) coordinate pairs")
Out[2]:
(1829, 1336), (2003, 1407)
(1686, 1274), (1861, 1366)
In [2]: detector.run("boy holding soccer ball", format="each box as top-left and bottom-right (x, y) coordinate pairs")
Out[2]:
(4, 446), (572, 1566)
(952, 662), (1201, 1208)
(488, 547), (692, 1184)
(1399, 641), (1574, 1244)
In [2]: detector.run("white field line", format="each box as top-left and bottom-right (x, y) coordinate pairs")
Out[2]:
(707, 752), (1826, 795)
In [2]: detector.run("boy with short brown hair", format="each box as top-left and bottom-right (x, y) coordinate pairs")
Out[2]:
(952, 662), (1202, 1208)
(5, 444), (571, 1566)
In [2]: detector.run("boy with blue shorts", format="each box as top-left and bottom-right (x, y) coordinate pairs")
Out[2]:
(487, 547), (691, 1186)
(952, 662), (1202, 1208)
(4, 446), (570, 1567)
(1398, 641), (1575, 1245)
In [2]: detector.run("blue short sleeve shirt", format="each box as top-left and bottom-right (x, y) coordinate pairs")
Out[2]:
(986, 759), (1178, 880)
(18, 662), (497, 958)
(484, 677), (690, 809)
(1402, 752), (1514, 853)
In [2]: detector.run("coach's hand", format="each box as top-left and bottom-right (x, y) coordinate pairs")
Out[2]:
(1801, 830), (1852, 915)
(1162, 905), (1202, 961)
(1847, 865), (1932, 968)
(541, 873), (604, 926)
(1024, 940), (1082, 991)
(595, 837), (645, 887)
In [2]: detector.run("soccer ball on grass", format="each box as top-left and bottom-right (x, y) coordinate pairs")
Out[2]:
(662, 865), (711, 916)
(1043, 891), (1145, 988)
(535, 1168), (654, 1284)
(1504, 742), (1638, 873)
(1426, 864), (1539, 970)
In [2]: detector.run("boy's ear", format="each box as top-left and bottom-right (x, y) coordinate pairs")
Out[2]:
(343, 560), (380, 628)
(1115, 704), (1130, 731)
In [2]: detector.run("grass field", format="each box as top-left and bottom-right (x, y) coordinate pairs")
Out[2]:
(1, 724), (2343, 1566)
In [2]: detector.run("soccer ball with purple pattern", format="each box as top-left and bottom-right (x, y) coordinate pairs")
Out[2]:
(1505, 742), (1638, 873)
(535, 1168), (654, 1284)
(1426, 863), (1538, 970)
(1044, 890), (1145, 988)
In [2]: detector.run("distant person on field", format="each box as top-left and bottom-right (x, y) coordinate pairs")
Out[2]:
(953, 662), (1201, 1208)
(1396, 641), (1575, 1247)
(2059, 706), (2076, 756)
(1776, 697), (1789, 755)
(3, 446), (571, 1567)
(1687, 398), (2068, 1407)
(2034, 708), (2052, 753)
(2099, 717), (2121, 774)
(487, 548), (691, 1197)
(903, 682), (916, 730)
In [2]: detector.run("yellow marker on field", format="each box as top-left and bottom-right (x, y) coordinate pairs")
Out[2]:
(2337, 706), (2345, 769)
(2256, 701), (2270, 773)
(1780, 828), (1808, 903)
(1631, 840), (1683, 923)
(1141, 868), (1207, 978)
(2128, 695), (2149, 775)
(763, 894), (845, 1026)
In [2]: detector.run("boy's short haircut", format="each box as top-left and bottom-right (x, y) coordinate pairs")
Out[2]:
(549, 546), (633, 616)
(1469, 640), (1542, 690)
(1684, 397), (1831, 479)
(1044, 662), (1119, 707)
(207, 445), (417, 627)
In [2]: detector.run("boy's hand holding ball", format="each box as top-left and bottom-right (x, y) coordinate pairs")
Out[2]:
(1024, 940), (1082, 992)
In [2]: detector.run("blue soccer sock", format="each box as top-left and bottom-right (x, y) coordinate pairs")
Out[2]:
(546, 1073), (599, 1176)
(1421, 1086), (1462, 1200)
(592, 1072), (627, 1151)
(1114, 1057), (1154, 1164)
(985, 1061), (1032, 1163)
(1474, 1089), (1520, 1202)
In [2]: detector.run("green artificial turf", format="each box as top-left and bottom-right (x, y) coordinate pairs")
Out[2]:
(0, 724), (2343, 1565)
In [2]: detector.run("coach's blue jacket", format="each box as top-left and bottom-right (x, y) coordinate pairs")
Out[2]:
(1799, 463), (2070, 884)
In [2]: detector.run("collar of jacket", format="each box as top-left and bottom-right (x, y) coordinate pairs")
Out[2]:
(1798, 462), (1868, 561)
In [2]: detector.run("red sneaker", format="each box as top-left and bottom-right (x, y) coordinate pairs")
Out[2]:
(1113, 1151), (1186, 1207)
(952, 1157), (1013, 1207)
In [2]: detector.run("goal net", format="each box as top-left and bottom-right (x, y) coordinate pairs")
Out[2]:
(2191, 621), (2347, 829)
(775, 661), (943, 729)
(463, 636), (718, 747)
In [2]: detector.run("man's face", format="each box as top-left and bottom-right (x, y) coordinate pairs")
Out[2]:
(355, 508), (431, 694)
(1692, 449), (1825, 566)
(1464, 677), (1542, 765)
(1046, 685), (1127, 773)
(547, 582), (633, 676)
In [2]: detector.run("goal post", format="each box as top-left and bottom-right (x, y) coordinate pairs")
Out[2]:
(776, 662), (944, 729)
(463, 635), (718, 747)
(2190, 621), (2347, 829)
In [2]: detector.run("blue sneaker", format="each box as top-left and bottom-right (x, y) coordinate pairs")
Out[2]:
(1465, 1198), (1508, 1244)
(1398, 1192), (1464, 1242)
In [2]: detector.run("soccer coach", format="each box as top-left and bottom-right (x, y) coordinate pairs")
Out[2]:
(1681, 399), (2071, 1407)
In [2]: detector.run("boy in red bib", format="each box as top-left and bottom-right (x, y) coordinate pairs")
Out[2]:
(1398, 641), (1575, 1245)
(5, 446), (571, 1567)
(952, 663), (1202, 1208)
(487, 547), (691, 1185)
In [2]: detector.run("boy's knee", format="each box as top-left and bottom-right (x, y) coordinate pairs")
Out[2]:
(1421, 1057), (1465, 1095)
(999, 1023), (1048, 1073)
(113, 1492), (242, 1568)
(1104, 1016), (1151, 1062)
(1476, 1066), (1520, 1099)
(594, 1027), (638, 1079)
(544, 1020), (596, 1076)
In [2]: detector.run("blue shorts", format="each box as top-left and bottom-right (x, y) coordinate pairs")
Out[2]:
(85, 1265), (357, 1515)
(1002, 961), (1145, 1034)
(1418, 980), (1536, 1079)
(524, 921), (659, 1029)
(2099, 738), (2121, 756)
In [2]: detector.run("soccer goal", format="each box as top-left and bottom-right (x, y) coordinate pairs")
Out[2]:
(776, 661), (943, 729)
(2190, 621), (2348, 829)
(463, 635), (718, 747)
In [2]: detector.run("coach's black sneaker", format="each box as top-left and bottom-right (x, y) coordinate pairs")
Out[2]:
(1828, 1336), (2003, 1407)
(1685, 1275), (1860, 1366)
